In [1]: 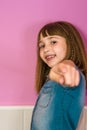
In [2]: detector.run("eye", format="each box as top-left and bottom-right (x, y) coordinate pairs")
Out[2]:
(39, 44), (45, 49)
(51, 40), (57, 44)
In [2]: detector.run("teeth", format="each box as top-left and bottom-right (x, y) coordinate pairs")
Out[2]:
(46, 55), (55, 60)
(47, 55), (54, 58)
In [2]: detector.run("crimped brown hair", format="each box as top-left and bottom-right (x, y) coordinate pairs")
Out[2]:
(35, 21), (87, 93)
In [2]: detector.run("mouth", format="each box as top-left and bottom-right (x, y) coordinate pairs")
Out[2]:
(45, 54), (56, 61)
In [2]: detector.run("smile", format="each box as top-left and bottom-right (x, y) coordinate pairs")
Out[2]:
(45, 54), (56, 61)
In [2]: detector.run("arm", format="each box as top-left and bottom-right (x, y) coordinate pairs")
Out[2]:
(64, 72), (86, 129)
(46, 71), (86, 130)
(31, 72), (86, 130)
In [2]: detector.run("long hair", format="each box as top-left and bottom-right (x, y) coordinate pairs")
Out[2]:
(35, 21), (87, 93)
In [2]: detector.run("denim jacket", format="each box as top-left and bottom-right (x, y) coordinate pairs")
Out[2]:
(31, 72), (86, 130)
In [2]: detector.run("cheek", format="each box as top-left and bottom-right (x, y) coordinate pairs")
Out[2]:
(61, 44), (67, 55)
(63, 45), (67, 57)
(62, 46), (67, 56)
(39, 51), (44, 60)
(55, 45), (67, 57)
(39, 51), (42, 59)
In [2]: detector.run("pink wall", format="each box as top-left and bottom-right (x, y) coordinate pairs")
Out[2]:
(0, 0), (87, 105)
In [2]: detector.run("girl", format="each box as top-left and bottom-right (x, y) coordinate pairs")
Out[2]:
(31, 21), (87, 130)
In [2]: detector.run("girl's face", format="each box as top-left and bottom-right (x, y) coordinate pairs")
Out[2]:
(39, 34), (67, 68)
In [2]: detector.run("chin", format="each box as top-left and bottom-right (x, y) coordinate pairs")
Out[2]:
(48, 63), (58, 68)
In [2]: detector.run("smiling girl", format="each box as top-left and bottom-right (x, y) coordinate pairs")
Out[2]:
(30, 21), (87, 130)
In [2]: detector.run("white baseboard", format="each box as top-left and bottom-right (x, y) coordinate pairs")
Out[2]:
(0, 106), (86, 130)
(0, 106), (34, 130)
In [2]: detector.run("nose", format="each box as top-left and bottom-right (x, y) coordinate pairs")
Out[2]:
(44, 45), (51, 53)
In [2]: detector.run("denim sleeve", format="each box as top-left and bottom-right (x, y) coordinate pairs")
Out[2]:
(31, 72), (86, 130)
(62, 71), (86, 130)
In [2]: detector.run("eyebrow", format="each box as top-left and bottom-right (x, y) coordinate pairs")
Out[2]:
(39, 36), (59, 43)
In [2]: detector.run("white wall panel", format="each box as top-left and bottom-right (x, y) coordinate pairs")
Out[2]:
(0, 106), (86, 130)
(0, 110), (23, 130)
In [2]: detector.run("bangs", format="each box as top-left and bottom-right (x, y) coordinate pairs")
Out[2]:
(38, 23), (66, 41)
